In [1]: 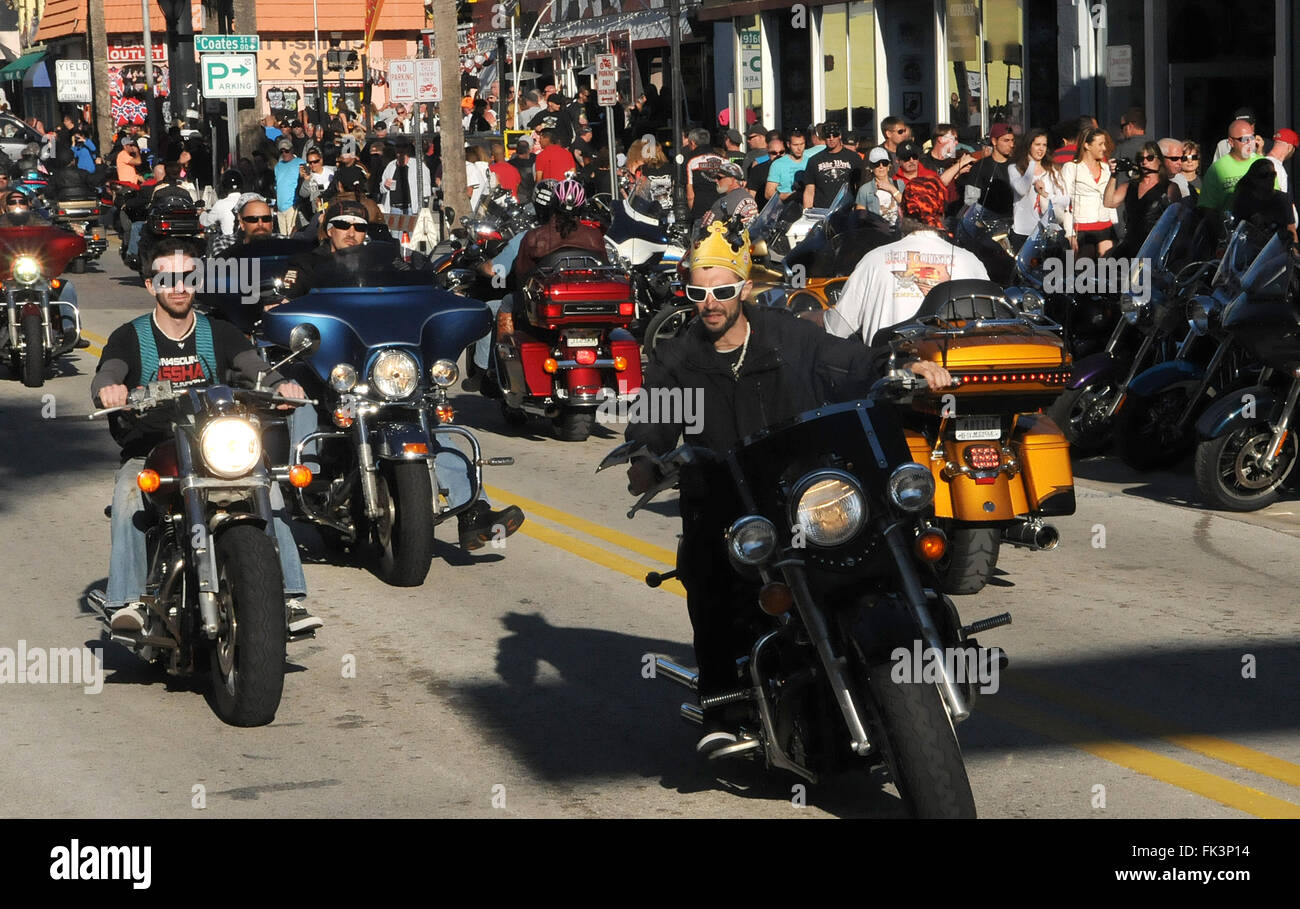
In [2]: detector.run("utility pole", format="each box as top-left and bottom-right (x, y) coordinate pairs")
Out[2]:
(669, 0), (685, 222)
(431, 0), (466, 222)
(230, 0), (262, 158)
(88, 0), (112, 151)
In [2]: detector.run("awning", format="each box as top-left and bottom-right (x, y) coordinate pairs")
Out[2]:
(0, 51), (46, 80)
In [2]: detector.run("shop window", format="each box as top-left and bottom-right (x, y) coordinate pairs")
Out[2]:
(983, 0), (1023, 134)
(848, 4), (876, 137)
(817, 3), (875, 134)
(739, 17), (764, 129)
(946, 0), (983, 140)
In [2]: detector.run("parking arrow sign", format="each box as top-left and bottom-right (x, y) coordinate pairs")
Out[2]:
(201, 53), (258, 99)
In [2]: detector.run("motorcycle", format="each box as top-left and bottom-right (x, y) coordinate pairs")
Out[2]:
(953, 203), (1017, 286)
(1045, 202), (1215, 453)
(492, 249), (645, 441)
(253, 243), (515, 585)
(599, 370), (1011, 817)
(85, 363), (318, 726)
(50, 195), (108, 273)
(862, 280), (1075, 594)
(604, 192), (688, 350)
(125, 191), (205, 276)
(1114, 221), (1268, 471)
(0, 225), (86, 387)
(1193, 231), (1299, 510)
(1011, 219), (1118, 362)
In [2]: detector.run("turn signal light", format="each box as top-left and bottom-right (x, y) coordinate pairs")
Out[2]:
(288, 465), (313, 488)
(403, 442), (430, 455)
(758, 582), (794, 615)
(50, 279), (61, 289)
(915, 529), (948, 562)
(543, 358), (559, 374)
(434, 404), (455, 423)
(136, 469), (161, 493)
(574, 348), (597, 366)
(613, 355), (628, 372)
(332, 408), (354, 428)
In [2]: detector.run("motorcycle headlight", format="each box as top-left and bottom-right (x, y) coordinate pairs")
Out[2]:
(1020, 288), (1045, 316)
(887, 463), (935, 512)
(726, 516), (778, 566)
(330, 363), (358, 393)
(790, 470), (866, 548)
(13, 255), (41, 285)
(370, 349), (420, 399)
(1188, 298), (1211, 334)
(429, 359), (459, 388)
(199, 417), (261, 479)
(1123, 309), (1140, 325)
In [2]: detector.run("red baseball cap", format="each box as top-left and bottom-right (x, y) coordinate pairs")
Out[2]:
(990, 123), (1014, 140)
(1274, 128), (1299, 147)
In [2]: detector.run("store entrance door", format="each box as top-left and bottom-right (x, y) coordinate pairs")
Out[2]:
(1170, 61), (1273, 159)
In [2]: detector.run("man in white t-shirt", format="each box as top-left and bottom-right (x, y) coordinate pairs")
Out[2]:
(829, 175), (990, 345)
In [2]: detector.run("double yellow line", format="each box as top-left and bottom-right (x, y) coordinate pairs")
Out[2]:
(489, 480), (1300, 817)
(81, 329), (106, 359)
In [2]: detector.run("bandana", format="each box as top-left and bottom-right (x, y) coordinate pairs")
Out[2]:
(901, 176), (948, 228)
(688, 221), (752, 279)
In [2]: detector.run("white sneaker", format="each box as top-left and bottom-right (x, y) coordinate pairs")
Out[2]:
(287, 600), (324, 635)
(109, 603), (147, 633)
(695, 731), (739, 755)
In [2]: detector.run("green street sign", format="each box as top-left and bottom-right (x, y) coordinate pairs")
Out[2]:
(195, 35), (261, 54)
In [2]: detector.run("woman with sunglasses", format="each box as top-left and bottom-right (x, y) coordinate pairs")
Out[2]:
(1176, 140), (1202, 195)
(1103, 140), (1178, 259)
(1060, 127), (1118, 257)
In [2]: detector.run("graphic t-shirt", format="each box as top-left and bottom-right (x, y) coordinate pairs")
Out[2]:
(806, 148), (861, 208)
(828, 231), (991, 344)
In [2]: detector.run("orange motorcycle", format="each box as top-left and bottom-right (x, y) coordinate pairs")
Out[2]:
(874, 279), (1076, 594)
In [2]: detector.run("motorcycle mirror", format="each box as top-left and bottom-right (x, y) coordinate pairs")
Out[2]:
(596, 440), (651, 472)
(289, 322), (321, 354)
(751, 239), (769, 258)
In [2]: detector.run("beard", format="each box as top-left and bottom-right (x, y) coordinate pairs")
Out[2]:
(700, 303), (742, 342)
(156, 292), (194, 320)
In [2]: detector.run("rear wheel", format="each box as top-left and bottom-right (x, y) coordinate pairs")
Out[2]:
(367, 460), (435, 586)
(554, 408), (594, 442)
(934, 526), (1000, 595)
(1114, 385), (1195, 471)
(865, 661), (976, 818)
(499, 401), (528, 428)
(642, 302), (694, 357)
(1194, 421), (1297, 511)
(209, 524), (286, 727)
(1046, 384), (1115, 455)
(20, 312), (44, 388)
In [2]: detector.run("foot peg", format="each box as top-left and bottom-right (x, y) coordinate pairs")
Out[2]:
(654, 657), (698, 691)
(707, 736), (762, 761)
(680, 703), (703, 725)
(645, 569), (677, 588)
(962, 612), (1012, 636)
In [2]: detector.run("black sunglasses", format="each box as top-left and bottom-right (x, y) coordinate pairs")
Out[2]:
(241, 214), (274, 223)
(898, 153), (919, 161)
(328, 219), (366, 232)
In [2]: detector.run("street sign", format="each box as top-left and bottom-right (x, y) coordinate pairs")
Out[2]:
(389, 59), (416, 104)
(55, 60), (92, 103)
(195, 34), (260, 54)
(201, 54), (258, 99)
(415, 58), (441, 103)
(596, 53), (618, 107)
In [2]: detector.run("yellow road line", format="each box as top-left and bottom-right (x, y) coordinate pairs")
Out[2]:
(983, 697), (1300, 818)
(81, 329), (106, 359)
(515, 520), (685, 598)
(1013, 672), (1300, 790)
(486, 483), (678, 567)
(82, 330), (108, 344)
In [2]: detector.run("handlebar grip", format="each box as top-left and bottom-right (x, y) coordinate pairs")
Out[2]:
(483, 456), (515, 466)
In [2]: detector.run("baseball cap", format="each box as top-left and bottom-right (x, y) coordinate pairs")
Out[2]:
(374, 119), (390, 130)
(324, 199), (370, 225)
(550, 93), (569, 107)
(725, 128), (743, 146)
(1233, 107), (1257, 123)
(990, 123), (1013, 140)
(868, 146), (891, 164)
(1274, 128), (1299, 147)
(746, 125), (766, 141)
(276, 137), (293, 151)
(817, 122), (843, 138)
(120, 137), (136, 146)
(896, 140), (921, 159)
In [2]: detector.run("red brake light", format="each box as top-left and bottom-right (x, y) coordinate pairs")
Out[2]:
(618, 302), (635, 316)
(543, 302), (564, 319)
(574, 348), (597, 366)
(964, 445), (1001, 471)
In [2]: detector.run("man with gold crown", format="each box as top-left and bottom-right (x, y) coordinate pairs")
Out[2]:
(625, 220), (952, 755)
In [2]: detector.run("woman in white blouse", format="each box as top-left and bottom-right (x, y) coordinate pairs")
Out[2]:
(1060, 128), (1118, 257)
(1008, 128), (1070, 250)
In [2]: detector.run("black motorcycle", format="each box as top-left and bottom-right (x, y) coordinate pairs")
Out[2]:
(86, 357), (317, 726)
(599, 371), (1010, 817)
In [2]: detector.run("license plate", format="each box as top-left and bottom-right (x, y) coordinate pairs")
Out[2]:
(955, 416), (1002, 441)
(565, 337), (600, 347)
(71, 223), (86, 235)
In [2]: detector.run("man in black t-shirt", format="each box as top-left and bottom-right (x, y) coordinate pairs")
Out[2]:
(684, 128), (722, 225)
(745, 131), (783, 199)
(956, 122), (1017, 217)
(90, 240), (318, 636)
(802, 122), (860, 209)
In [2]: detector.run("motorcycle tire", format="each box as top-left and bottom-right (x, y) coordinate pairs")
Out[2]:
(1193, 421), (1298, 512)
(1113, 385), (1195, 472)
(68, 257), (86, 274)
(554, 409), (594, 442)
(1046, 384), (1114, 456)
(864, 659), (976, 819)
(371, 460), (435, 587)
(20, 312), (44, 388)
(208, 524), (286, 727)
(642, 302), (695, 358)
(934, 526), (1000, 595)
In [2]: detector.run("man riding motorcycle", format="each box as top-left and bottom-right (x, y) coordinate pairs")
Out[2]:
(276, 199), (526, 551)
(625, 220), (952, 755)
(48, 146), (97, 201)
(0, 189), (51, 227)
(89, 239), (322, 636)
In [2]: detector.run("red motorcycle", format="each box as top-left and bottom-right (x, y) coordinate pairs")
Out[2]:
(0, 226), (87, 387)
(494, 251), (644, 441)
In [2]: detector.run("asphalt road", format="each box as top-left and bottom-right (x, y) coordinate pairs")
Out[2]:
(0, 253), (1297, 819)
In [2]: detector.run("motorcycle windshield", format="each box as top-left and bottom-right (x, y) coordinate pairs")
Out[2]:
(1127, 203), (1194, 294)
(1013, 220), (1065, 289)
(262, 285), (492, 384)
(749, 190), (791, 243)
(201, 238), (318, 333)
(1211, 222), (1271, 292)
(0, 225), (87, 278)
(1239, 233), (1291, 299)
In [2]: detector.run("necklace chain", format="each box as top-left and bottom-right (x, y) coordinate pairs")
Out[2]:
(729, 323), (752, 380)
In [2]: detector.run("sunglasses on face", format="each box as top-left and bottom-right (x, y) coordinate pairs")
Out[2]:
(153, 270), (198, 286)
(872, 160), (891, 168)
(1139, 154), (1159, 161)
(328, 220), (366, 232)
(307, 158), (322, 164)
(241, 214), (273, 223)
(684, 280), (745, 303)
(1163, 155), (1183, 161)
(898, 153), (918, 162)
(1232, 135), (1255, 143)
(1185, 154), (1199, 161)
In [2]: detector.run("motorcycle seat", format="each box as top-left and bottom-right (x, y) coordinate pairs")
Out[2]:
(914, 279), (1018, 322)
(533, 247), (608, 271)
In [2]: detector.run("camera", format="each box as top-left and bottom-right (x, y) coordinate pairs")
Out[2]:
(1113, 156), (1142, 179)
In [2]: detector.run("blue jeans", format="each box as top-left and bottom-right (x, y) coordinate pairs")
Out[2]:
(126, 220), (144, 257)
(107, 457), (307, 608)
(473, 297), (505, 371)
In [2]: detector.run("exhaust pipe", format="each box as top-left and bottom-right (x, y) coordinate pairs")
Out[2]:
(1002, 520), (1059, 551)
(654, 657), (698, 691)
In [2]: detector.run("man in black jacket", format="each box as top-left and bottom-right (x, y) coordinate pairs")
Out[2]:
(625, 221), (951, 754)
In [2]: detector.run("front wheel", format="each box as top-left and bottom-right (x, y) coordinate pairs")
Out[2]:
(1193, 421), (1298, 511)
(865, 662), (976, 818)
(209, 524), (286, 727)
(934, 526), (1000, 595)
(68, 256), (86, 274)
(20, 312), (44, 388)
(642, 302), (694, 357)
(368, 460), (436, 586)
(1046, 384), (1115, 455)
(1114, 385), (1195, 471)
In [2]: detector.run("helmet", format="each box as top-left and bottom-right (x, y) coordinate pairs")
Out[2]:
(219, 170), (244, 193)
(533, 178), (559, 217)
(553, 178), (586, 214)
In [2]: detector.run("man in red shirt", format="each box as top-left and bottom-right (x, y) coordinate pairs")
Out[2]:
(1053, 115), (1098, 165)
(489, 142), (522, 198)
(892, 140), (938, 187)
(533, 128), (576, 183)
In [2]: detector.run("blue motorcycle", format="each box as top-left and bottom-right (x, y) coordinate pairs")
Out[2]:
(257, 244), (511, 586)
